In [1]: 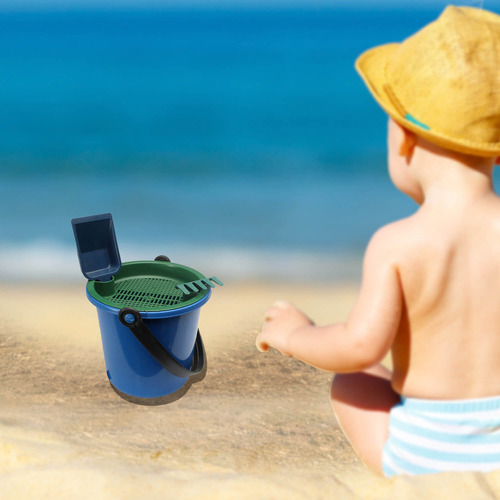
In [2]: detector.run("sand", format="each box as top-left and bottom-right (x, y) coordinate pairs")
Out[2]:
(2, 281), (500, 499)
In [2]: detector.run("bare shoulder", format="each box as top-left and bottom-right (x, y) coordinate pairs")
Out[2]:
(365, 217), (417, 266)
(482, 194), (500, 230)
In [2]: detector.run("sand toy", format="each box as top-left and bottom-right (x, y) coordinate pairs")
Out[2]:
(71, 213), (223, 404)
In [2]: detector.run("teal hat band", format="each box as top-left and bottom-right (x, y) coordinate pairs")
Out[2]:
(405, 113), (430, 131)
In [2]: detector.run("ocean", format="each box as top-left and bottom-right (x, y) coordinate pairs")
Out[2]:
(0, 4), (496, 282)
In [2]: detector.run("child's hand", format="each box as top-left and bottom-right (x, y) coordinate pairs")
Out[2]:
(256, 300), (314, 356)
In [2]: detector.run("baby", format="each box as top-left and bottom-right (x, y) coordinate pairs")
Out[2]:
(256, 6), (500, 477)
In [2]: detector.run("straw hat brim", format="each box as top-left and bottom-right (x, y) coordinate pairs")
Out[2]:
(356, 43), (500, 158)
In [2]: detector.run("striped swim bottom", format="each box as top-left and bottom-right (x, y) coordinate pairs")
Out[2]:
(382, 395), (500, 476)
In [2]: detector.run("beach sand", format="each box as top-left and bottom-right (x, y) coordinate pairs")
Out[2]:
(2, 281), (500, 499)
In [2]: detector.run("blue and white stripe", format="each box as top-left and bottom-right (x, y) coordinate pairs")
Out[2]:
(382, 395), (500, 477)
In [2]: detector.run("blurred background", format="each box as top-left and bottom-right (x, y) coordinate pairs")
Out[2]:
(0, 0), (498, 282)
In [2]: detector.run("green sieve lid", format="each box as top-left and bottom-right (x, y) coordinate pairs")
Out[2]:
(86, 260), (210, 312)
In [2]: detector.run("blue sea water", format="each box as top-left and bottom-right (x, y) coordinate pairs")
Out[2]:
(0, 5), (494, 281)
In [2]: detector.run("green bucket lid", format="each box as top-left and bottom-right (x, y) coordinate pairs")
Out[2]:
(86, 260), (210, 312)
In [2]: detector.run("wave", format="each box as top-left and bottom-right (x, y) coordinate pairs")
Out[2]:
(0, 240), (362, 283)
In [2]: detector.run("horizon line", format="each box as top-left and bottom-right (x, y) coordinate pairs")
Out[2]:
(0, 0), (472, 12)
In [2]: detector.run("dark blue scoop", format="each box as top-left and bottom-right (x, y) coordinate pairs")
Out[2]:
(71, 213), (122, 281)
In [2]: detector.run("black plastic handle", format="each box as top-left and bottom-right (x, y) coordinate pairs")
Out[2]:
(154, 255), (171, 262)
(118, 307), (205, 378)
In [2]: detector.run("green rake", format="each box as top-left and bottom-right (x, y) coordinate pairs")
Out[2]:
(176, 277), (224, 295)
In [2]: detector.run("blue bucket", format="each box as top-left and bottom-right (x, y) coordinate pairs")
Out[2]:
(88, 289), (211, 402)
(71, 214), (222, 404)
(82, 257), (221, 404)
(87, 290), (210, 399)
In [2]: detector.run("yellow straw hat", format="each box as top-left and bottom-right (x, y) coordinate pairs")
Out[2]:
(356, 5), (500, 157)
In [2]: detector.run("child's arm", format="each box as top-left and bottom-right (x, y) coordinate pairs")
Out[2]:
(256, 225), (403, 372)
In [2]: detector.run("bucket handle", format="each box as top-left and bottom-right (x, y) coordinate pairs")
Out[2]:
(118, 307), (205, 379)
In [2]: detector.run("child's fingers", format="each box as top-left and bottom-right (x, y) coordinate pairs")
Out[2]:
(255, 325), (270, 352)
(259, 300), (293, 352)
(264, 300), (292, 321)
(255, 339), (269, 352)
(273, 300), (291, 309)
(264, 307), (280, 321)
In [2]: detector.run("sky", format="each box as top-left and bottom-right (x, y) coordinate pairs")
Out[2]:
(0, 0), (496, 11)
